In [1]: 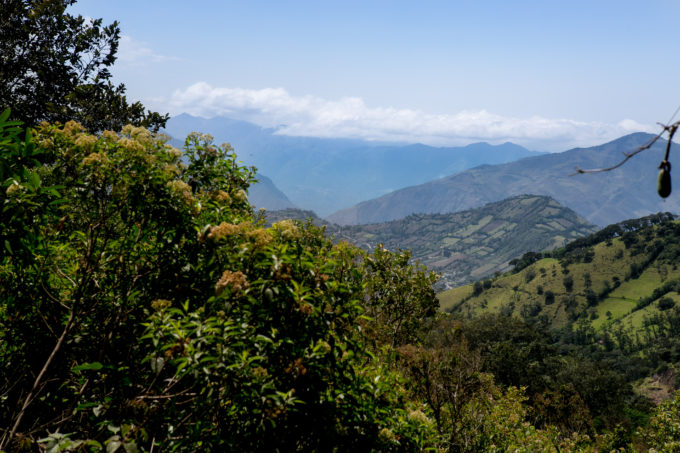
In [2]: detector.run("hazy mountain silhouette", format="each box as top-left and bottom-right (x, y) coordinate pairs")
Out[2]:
(164, 113), (543, 216)
(327, 133), (678, 227)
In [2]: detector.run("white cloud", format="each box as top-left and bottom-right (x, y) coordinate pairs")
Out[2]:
(117, 35), (180, 65)
(165, 82), (657, 151)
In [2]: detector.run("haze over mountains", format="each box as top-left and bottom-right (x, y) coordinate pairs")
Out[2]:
(165, 115), (679, 229)
(328, 133), (679, 227)
(164, 114), (543, 216)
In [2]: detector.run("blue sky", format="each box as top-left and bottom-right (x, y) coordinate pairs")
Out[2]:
(69, 1), (680, 151)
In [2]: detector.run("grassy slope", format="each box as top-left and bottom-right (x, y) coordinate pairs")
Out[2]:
(439, 216), (680, 333)
(439, 215), (680, 400)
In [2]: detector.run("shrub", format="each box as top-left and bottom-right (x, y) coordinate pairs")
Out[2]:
(658, 297), (676, 311)
(545, 290), (555, 305)
(638, 391), (680, 451)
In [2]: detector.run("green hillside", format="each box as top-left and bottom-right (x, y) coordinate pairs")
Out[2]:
(7, 2), (680, 449)
(439, 213), (677, 323)
(439, 213), (680, 390)
(267, 195), (598, 289)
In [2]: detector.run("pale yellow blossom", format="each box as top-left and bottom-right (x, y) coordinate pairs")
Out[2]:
(167, 180), (194, 207)
(274, 219), (300, 240)
(117, 137), (144, 153)
(164, 145), (182, 160)
(100, 130), (118, 142)
(207, 222), (241, 241)
(408, 409), (431, 424)
(5, 183), (23, 197)
(215, 270), (249, 296)
(245, 228), (273, 248)
(213, 190), (231, 204)
(74, 134), (97, 152)
(378, 428), (396, 444)
(151, 299), (172, 311)
(233, 189), (248, 203)
(163, 163), (181, 176)
(63, 120), (85, 137)
(82, 152), (105, 166)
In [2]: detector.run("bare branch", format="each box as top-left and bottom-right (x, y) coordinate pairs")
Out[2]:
(2, 308), (76, 449)
(571, 120), (680, 175)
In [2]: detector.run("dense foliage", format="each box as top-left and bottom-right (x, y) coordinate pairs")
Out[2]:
(2, 113), (680, 450)
(0, 113), (445, 451)
(2, 1), (679, 449)
(0, 0), (167, 131)
(440, 212), (680, 449)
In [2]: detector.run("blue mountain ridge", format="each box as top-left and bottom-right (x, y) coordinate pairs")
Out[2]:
(327, 132), (680, 227)
(164, 113), (544, 216)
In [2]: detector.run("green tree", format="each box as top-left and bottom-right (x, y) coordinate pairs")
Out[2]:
(359, 244), (439, 347)
(545, 289), (555, 305)
(0, 0), (168, 131)
(0, 116), (439, 451)
(638, 391), (680, 451)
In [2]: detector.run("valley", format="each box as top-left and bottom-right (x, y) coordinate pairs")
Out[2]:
(164, 113), (543, 216)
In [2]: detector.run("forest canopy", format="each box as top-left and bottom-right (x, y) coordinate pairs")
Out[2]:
(0, 0), (168, 131)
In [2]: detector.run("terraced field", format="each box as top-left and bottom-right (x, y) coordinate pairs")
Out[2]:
(439, 214), (680, 335)
(266, 195), (597, 289)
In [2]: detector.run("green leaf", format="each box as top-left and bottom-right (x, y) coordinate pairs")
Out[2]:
(106, 440), (122, 453)
(29, 170), (41, 189)
(86, 440), (103, 449)
(150, 356), (165, 374)
(0, 108), (10, 124)
(72, 362), (104, 372)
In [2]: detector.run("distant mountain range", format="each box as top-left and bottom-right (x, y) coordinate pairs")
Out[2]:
(164, 113), (543, 216)
(265, 195), (597, 289)
(327, 133), (680, 227)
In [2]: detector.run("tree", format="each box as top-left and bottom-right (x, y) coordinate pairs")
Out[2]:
(639, 391), (680, 451)
(0, 116), (439, 451)
(0, 0), (168, 131)
(359, 244), (439, 347)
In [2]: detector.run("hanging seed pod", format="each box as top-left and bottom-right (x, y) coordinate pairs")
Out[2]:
(657, 161), (671, 198)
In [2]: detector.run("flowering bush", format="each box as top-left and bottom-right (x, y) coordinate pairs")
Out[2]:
(0, 112), (439, 451)
(639, 391), (680, 452)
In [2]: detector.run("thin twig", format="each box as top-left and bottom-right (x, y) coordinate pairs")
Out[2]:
(135, 390), (197, 400)
(572, 119), (680, 175)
